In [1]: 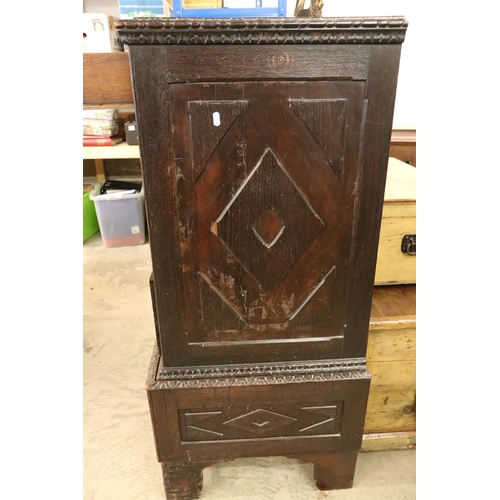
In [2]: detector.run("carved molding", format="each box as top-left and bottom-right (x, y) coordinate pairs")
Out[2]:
(152, 370), (370, 389)
(158, 357), (367, 380)
(146, 343), (370, 389)
(115, 17), (408, 46)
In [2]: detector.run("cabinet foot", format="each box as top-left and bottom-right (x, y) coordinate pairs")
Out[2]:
(161, 462), (205, 500)
(298, 451), (359, 490)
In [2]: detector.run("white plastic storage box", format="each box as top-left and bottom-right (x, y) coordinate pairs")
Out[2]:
(90, 182), (146, 248)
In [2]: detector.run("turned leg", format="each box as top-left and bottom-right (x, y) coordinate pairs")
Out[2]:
(297, 451), (359, 490)
(161, 462), (205, 500)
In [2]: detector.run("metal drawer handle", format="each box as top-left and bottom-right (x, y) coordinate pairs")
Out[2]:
(401, 234), (416, 255)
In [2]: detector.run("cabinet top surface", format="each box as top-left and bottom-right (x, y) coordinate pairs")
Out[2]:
(115, 16), (408, 45)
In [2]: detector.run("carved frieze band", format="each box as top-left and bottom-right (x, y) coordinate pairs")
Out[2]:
(116, 17), (407, 45)
(146, 344), (369, 389)
(152, 370), (370, 389)
(158, 357), (366, 380)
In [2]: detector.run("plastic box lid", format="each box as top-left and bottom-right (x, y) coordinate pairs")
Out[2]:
(90, 182), (144, 201)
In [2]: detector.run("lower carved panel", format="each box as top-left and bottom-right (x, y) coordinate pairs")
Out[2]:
(147, 344), (371, 463)
(179, 403), (343, 442)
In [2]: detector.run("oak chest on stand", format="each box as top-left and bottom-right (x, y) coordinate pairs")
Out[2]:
(117, 16), (407, 499)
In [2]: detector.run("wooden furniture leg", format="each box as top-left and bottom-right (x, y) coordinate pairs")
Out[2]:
(161, 462), (205, 500)
(304, 452), (358, 490)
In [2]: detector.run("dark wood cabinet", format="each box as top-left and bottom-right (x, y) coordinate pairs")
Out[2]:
(117, 16), (407, 499)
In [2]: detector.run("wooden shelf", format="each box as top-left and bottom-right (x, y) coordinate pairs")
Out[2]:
(83, 142), (140, 160)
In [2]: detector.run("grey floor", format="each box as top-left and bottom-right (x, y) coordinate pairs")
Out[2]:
(83, 233), (416, 499)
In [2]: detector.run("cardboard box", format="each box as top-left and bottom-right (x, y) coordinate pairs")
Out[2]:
(83, 13), (123, 52)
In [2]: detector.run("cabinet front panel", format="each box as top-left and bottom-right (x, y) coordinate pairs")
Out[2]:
(167, 80), (366, 364)
(178, 402), (344, 442)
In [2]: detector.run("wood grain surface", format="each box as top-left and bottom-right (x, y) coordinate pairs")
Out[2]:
(366, 285), (416, 436)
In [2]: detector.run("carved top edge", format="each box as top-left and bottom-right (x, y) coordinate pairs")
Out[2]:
(116, 16), (408, 45)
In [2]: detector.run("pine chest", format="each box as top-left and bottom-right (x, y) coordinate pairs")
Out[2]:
(374, 158), (416, 285)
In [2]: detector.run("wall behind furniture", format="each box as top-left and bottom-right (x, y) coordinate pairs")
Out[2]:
(83, 0), (417, 129)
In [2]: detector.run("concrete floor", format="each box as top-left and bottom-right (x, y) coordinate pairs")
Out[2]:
(83, 233), (416, 499)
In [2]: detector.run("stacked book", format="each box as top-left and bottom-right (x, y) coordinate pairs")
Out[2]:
(83, 109), (123, 146)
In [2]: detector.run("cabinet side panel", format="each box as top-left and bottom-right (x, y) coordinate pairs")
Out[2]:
(343, 45), (403, 358)
(167, 79), (366, 366)
(128, 46), (187, 365)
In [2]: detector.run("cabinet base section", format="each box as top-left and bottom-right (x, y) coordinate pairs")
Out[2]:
(146, 344), (370, 498)
(160, 451), (359, 500)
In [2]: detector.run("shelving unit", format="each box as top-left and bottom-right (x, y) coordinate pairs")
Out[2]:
(84, 143), (139, 182)
(167, 0), (287, 18)
(83, 142), (139, 160)
(83, 51), (139, 182)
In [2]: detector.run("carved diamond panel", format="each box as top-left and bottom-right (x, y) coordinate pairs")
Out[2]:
(178, 403), (343, 442)
(216, 149), (325, 293)
(171, 81), (366, 345)
(252, 208), (285, 248)
(223, 409), (296, 436)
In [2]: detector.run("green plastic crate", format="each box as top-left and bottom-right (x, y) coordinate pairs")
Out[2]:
(83, 191), (100, 242)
